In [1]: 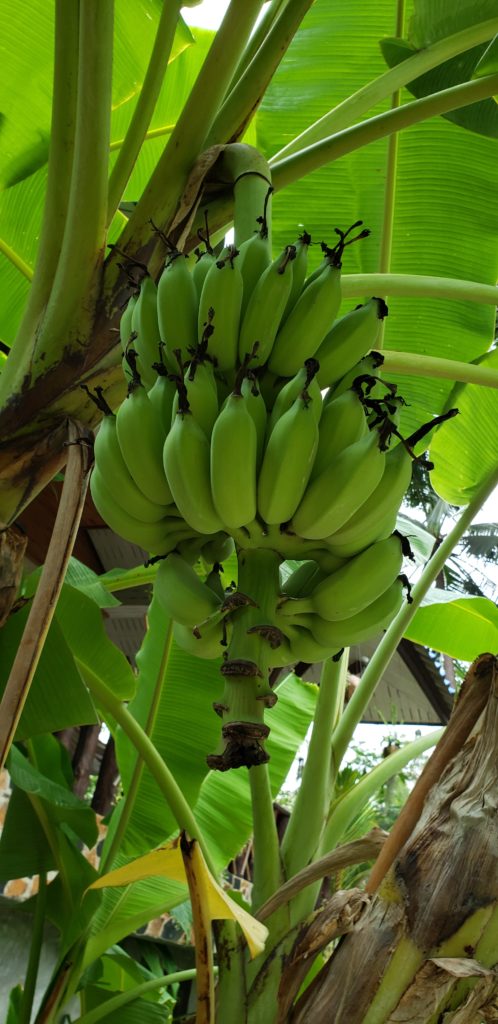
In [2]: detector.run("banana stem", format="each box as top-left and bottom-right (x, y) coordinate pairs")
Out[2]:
(217, 144), (273, 246)
(249, 763), (283, 910)
(214, 921), (247, 1024)
(107, 1), (181, 224)
(273, 16), (498, 160)
(341, 273), (498, 305)
(207, 0), (315, 147)
(113, 0), (265, 265)
(228, 0), (287, 87)
(381, 349), (498, 389)
(31, 0), (114, 372)
(271, 74), (498, 192)
(281, 654), (347, 884)
(329, 461), (498, 775)
(99, 618), (174, 874)
(19, 872), (47, 1024)
(208, 548), (281, 771)
(0, 0), (80, 403)
(86, 671), (216, 874)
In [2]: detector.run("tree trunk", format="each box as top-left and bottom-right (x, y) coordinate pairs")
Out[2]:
(292, 654), (498, 1023)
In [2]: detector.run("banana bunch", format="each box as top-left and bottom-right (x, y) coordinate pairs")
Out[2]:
(90, 204), (447, 772)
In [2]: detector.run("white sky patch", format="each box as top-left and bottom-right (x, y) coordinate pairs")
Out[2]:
(182, 1), (231, 30)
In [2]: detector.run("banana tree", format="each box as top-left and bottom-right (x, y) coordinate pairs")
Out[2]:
(1, 0), (498, 1021)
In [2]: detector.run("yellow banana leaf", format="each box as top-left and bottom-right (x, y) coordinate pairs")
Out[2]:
(89, 834), (268, 959)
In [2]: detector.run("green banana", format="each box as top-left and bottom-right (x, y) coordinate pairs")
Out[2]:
(315, 297), (388, 388)
(116, 368), (173, 505)
(131, 276), (162, 389)
(157, 252), (198, 369)
(173, 618), (229, 660)
(192, 249), (216, 300)
(328, 350), (384, 399)
(201, 533), (235, 565)
(119, 295), (136, 382)
(256, 368), (285, 411)
(238, 191), (273, 316)
(310, 388), (368, 481)
(119, 294), (137, 355)
(210, 384), (258, 529)
(305, 548), (349, 573)
(267, 359), (322, 437)
(258, 387), (320, 525)
(238, 229), (272, 317)
(291, 427), (386, 540)
(205, 564), (226, 601)
(90, 468), (184, 553)
(154, 552), (221, 626)
(268, 253), (342, 377)
(241, 375), (267, 468)
(281, 534), (404, 621)
(301, 240), (331, 291)
(281, 231), (311, 323)
(163, 403), (224, 535)
(277, 621), (340, 664)
(298, 578), (405, 648)
(326, 441), (413, 556)
(147, 364), (177, 434)
(281, 560), (326, 598)
(94, 412), (169, 523)
(171, 357), (219, 436)
(238, 244), (296, 366)
(198, 245), (243, 371)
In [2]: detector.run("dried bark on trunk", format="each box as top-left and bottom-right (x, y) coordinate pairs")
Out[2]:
(91, 735), (118, 816)
(72, 723), (101, 799)
(0, 525), (27, 626)
(292, 654), (498, 1024)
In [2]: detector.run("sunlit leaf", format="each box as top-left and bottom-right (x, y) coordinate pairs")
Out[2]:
(55, 583), (136, 701)
(255, 0), (498, 438)
(0, 598), (97, 739)
(429, 347), (498, 504)
(90, 836), (268, 959)
(404, 591), (498, 659)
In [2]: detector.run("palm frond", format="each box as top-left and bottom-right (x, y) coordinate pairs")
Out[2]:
(460, 523), (498, 563)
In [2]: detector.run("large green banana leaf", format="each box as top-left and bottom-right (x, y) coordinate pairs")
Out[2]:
(430, 347), (498, 503)
(253, 0), (498, 442)
(0, 3), (207, 346)
(380, 0), (498, 137)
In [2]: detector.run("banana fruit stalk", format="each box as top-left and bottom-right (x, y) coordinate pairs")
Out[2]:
(92, 199), (429, 770)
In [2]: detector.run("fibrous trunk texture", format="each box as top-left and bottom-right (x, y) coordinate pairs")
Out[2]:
(292, 654), (498, 1024)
